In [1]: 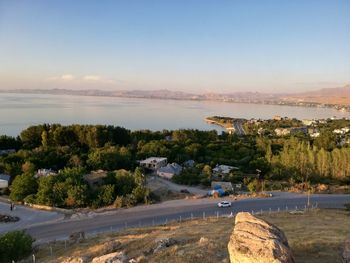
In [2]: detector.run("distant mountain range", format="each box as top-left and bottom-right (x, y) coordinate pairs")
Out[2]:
(1, 84), (350, 109)
(281, 84), (350, 105)
(0, 87), (284, 101)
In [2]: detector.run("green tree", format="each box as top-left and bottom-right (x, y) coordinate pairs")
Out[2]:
(97, 184), (115, 206)
(0, 231), (34, 263)
(36, 176), (56, 206)
(21, 161), (35, 174)
(114, 170), (136, 196)
(87, 146), (131, 170)
(9, 174), (38, 202)
(20, 125), (45, 149)
(66, 184), (88, 207)
(314, 130), (337, 151)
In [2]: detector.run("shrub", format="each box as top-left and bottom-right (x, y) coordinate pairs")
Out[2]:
(9, 174), (38, 202)
(0, 230), (34, 263)
(123, 194), (136, 208)
(23, 194), (37, 204)
(247, 179), (258, 193)
(114, 196), (124, 208)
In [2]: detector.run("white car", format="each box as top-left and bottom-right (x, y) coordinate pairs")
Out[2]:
(217, 201), (232, 208)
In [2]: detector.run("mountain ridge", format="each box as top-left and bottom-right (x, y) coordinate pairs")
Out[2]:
(1, 84), (350, 106)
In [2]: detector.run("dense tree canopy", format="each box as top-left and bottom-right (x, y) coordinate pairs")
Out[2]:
(1, 121), (349, 208)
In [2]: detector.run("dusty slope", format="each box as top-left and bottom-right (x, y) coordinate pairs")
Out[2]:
(31, 209), (350, 263)
(284, 84), (350, 105)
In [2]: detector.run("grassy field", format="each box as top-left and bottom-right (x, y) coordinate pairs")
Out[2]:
(32, 209), (350, 263)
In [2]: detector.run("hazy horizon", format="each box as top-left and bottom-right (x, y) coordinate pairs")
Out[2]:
(1, 1), (350, 93)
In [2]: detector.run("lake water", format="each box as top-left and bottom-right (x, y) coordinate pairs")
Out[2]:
(1, 93), (350, 136)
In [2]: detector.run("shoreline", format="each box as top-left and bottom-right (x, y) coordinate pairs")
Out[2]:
(1, 90), (349, 113)
(204, 117), (233, 130)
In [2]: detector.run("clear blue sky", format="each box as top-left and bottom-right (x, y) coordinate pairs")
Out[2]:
(0, 0), (349, 93)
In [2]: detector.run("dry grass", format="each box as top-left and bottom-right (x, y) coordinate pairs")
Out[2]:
(32, 209), (350, 263)
(260, 209), (350, 263)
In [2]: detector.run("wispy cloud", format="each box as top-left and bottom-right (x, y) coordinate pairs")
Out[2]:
(83, 75), (101, 81)
(46, 74), (117, 87)
(47, 74), (75, 81)
(61, 74), (75, 80)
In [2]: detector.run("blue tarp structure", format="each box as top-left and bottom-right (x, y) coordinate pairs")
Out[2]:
(213, 184), (222, 190)
(207, 187), (225, 197)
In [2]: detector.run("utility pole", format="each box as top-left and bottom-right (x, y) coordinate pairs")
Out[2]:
(307, 181), (310, 209)
(256, 169), (263, 193)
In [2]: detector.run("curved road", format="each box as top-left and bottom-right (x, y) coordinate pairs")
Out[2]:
(233, 120), (245, 135)
(23, 192), (350, 243)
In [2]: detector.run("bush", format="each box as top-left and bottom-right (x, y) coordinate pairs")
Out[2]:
(247, 179), (258, 193)
(23, 194), (37, 204)
(9, 174), (38, 202)
(123, 194), (136, 208)
(113, 195), (136, 208)
(0, 230), (34, 262)
(114, 196), (124, 208)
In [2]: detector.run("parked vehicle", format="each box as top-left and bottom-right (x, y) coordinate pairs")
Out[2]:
(217, 201), (232, 208)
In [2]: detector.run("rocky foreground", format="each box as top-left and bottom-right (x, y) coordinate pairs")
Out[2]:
(228, 212), (294, 263)
(30, 209), (350, 263)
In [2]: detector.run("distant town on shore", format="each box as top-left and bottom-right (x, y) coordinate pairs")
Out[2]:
(1, 84), (350, 112)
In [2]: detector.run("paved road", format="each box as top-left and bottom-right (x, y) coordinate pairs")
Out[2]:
(24, 192), (350, 243)
(233, 121), (245, 135)
(0, 202), (64, 233)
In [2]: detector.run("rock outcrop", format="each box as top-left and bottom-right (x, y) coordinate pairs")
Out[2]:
(343, 236), (350, 263)
(100, 240), (122, 255)
(153, 237), (177, 253)
(91, 251), (126, 263)
(228, 212), (295, 263)
(62, 257), (88, 263)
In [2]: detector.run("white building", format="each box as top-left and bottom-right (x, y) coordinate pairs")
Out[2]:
(140, 157), (167, 170)
(310, 132), (320, 138)
(274, 128), (290, 136)
(333, 127), (350, 134)
(0, 174), (10, 189)
(302, 119), (316, 126)
(157, 163), (182, 179)
(213, 164), (239, 177)
(35, 169), (57, 178)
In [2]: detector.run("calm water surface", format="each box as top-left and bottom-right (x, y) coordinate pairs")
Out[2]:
(1, 93), (350, 136)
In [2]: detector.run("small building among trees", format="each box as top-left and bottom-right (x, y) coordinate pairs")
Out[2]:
(83, 170), (108, 189)
(139, 157), (167, 171)
(213, 164), (239, 178)
(34, 169), (57, 178)
(157, 163), (182, 179)
(0, 174), (10, 189)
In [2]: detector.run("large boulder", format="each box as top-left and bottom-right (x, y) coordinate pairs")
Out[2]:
(343, 236), (350, 263)
(91, 251), (126, 263)
(153, 237), (177, 253)
(62, 257), (88, 263)
(100, 240), (122, 255)
(228, 212), (295, 263)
